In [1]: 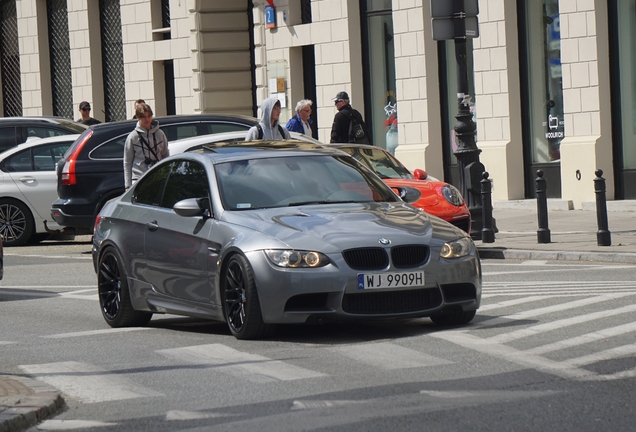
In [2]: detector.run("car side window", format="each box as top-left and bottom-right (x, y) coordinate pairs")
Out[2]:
(203, 122), (251, 134)
(133, 163), (172, 206)
(0, 127), (16, 152)
(161, 160), (210, 209)
(27, 127), (66, 139)
(161, 124), (197, 142)
(90, 134), (127, 159)
(33, 143), (71, 171)
(3, 149), (33, 172)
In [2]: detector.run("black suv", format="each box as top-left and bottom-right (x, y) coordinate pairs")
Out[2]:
(51, 114), (258, 234)
(0, 117), (87, 152)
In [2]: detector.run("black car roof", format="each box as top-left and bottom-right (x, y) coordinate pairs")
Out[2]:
(87, 113), (259, 131)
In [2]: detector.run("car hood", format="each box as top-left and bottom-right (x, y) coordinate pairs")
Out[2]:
(221, 202), (461, 253)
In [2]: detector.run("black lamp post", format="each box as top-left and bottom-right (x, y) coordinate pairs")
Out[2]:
(453, 37), (485, 238)
(431, 0), (484, 239)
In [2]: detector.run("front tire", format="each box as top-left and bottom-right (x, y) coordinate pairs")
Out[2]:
(222, 254), (272, 340)
(98, 247), (152, 327)
(430, 310), (476, 326)
(0, 199), (35, 246)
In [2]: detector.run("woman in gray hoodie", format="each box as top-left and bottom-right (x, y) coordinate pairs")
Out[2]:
(245, 97), (291, 141)
(123, 103), (169, 189)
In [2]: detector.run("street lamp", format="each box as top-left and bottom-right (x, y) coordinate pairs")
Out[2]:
(430, 0), (485, 239)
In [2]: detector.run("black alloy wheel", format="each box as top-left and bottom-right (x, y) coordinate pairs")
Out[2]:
(0, 199), (35, 246)
(98, 247), (152, 327)
(222, 254), (272, 340)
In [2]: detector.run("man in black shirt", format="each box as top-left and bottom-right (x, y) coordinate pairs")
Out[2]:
(330, 91), (370, 144)
(76, 101), (101, 126)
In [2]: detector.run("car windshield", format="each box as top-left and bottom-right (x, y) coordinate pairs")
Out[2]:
(52, 118), (89, 133)
(335, 146), (413, 180)
(215, 154), (400, 210)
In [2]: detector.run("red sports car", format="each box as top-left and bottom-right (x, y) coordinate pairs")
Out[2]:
(330, 144), (471, 233)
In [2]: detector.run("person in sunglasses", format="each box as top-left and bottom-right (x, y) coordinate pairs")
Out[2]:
(76, 101), (101, 126)
(330, 91), (370, 144)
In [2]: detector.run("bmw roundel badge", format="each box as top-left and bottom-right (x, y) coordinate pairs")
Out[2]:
(378, 238), (391, 245)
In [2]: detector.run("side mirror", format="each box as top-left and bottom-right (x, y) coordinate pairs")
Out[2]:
(394, 186), (421, 204)
(173, 198), (211, 218)
(413, 169), (428, 180)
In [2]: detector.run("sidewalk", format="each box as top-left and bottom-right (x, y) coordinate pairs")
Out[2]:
(477, 199), (636, 263)
(0, 375), (63, 432)
(2, 200), (635, 431)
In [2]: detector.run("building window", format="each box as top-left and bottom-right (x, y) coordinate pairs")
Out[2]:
(99, 0), (126, 122)
(152, 0), (171, 40)
(0, 0), (22, 117)
(47, 0), (73, 119)
(301, 0), (312, 24)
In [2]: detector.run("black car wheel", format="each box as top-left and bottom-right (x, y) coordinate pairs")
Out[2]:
(0, 199), (35, 246)
(222, 254), (272, 340)
(430, 309), (476, 326)
(98, 247), (152, 327)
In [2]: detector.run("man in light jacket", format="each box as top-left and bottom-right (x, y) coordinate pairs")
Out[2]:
(123, 103), (169, 189)
(245, 97), (291, 140)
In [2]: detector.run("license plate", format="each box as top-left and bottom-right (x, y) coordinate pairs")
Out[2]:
(357, 271), (425, 290)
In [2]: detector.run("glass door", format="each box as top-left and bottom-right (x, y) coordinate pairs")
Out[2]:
(610, 0), (636, 198)
(519, 0), (564, 197)
(361, 0), (396, 152)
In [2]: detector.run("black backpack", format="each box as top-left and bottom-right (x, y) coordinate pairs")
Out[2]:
(346, 111), (370, 144)
(256, 124), (287, 140)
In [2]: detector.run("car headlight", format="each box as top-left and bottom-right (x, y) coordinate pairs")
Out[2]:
(441, 185), (464, 206)
(440, 238), (473, 259)
(265, 250), (330, 268)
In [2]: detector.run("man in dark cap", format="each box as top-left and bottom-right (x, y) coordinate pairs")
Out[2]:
(330, 91), (370, 144)
(76, 101), (101, 126)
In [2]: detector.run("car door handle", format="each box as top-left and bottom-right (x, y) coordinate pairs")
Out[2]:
(146, 221), (159, 231)
(19, 177), (36, 184)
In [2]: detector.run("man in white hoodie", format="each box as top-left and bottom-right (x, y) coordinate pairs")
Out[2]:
(123, 103), (169, 189)
(245, 97), (291, 140)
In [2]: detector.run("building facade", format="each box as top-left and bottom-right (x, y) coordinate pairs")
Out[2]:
(1, 0), (634, 206)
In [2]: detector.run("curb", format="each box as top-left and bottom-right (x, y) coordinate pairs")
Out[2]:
(477, 247), (636, 264)
(0, 376), (64, 432)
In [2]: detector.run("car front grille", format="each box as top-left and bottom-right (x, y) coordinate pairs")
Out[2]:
(391, 245), (429, 268)
(342, 247), (388, 270)
(451, 217), (471, 233)
(342, 288), (442, 315)
(342, 245), (429, 270)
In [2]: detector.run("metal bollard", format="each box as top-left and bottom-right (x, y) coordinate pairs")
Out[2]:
(594, 169), (612, 246)
(536, 169), (551, 244)
(480, 171), (495, 243)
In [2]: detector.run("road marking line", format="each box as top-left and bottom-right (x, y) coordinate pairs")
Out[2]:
(479, 296), (547, 311)
(166, 410), (233, 420)
(157, 344), (326, 382)
(19, 361), (163, 403)
(431, 331), (595, 380)
(488, 303), (636, 344)
(35, 420), (118, 429)
(328, 342), (451, 369)
(526, 321), (636, 355)
(4, 253), (91, 259)
(471, 293), (632, 329)
(43, 328), (153, 339)
(564, 342), (636, 367)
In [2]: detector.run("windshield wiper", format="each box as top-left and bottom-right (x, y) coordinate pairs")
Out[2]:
(287, 200), (358, 207)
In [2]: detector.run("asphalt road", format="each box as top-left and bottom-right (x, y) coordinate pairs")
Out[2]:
(1, 239), (635, 431)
